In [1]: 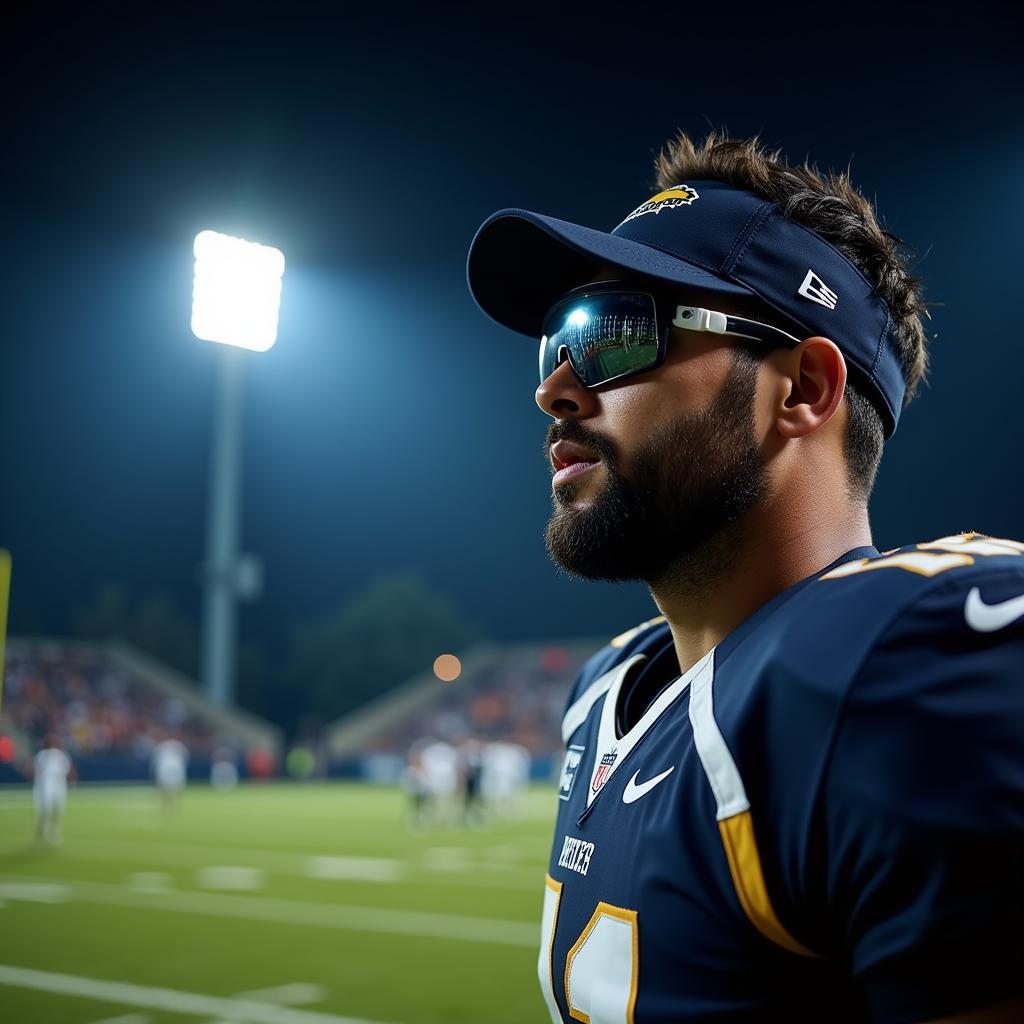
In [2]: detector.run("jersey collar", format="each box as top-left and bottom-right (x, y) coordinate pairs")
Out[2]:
(714, 545), (879, 669)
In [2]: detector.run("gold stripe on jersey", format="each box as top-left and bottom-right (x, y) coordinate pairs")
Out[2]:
(719, 811), (818, 958)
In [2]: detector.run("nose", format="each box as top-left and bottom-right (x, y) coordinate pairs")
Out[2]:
(535, 357), (601, 420)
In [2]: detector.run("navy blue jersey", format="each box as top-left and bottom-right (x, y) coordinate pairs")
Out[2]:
(539, 534), (1024, 1023)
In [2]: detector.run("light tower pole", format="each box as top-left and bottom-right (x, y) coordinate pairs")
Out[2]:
(202, 344), (244, 707)
(191, 230), (284, 706)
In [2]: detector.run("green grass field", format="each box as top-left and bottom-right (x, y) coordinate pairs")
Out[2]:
(0, 782), (557, 1024)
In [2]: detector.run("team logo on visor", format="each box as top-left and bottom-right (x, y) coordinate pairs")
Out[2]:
(618, 183), (700, 225)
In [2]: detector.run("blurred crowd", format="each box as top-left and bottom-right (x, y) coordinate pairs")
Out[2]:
(2, 642), (217, 762)
(3, 639), (594, 787)
(370, 644), (589, 761)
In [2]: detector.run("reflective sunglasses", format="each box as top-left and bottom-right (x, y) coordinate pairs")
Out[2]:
(539, 282), (803, 389)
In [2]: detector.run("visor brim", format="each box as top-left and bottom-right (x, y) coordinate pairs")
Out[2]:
(467, 208), (753, 337)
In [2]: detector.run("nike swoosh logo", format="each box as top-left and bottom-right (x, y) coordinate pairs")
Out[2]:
(964, 587), (1024, 632)
(622, 766), (675, 804)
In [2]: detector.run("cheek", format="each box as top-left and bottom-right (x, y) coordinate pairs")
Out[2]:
(597, 386), (666, 457)
(666, 342), (737, 395)
(631, 347), (735, 421)
(751, 366), (779, 440)
(596, 346), (739, 449)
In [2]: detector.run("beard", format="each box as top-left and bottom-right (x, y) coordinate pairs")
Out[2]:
(544, 357), (767, 588)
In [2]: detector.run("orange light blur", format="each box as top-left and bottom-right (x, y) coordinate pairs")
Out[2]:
(433, 653), (462, 682)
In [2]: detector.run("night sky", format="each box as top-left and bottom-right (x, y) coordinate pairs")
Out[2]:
(3, 4), (1021, 662)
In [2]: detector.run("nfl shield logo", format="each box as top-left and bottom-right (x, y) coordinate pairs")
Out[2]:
(591, 748), (618, 794)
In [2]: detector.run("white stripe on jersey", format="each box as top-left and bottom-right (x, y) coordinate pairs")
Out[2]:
(688, 652), (751, 820)
(561, 657), (643, 744)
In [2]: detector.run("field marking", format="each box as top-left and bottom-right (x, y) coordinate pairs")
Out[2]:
(0, 881), (70, 903)
(236, 983), (326, 1006)
(0, 964), (393, 1024)
(0, 874), (540, 947)
(0, 836), (542, 889)
(86, 1014), (150, 1024)
(303, 856), (402, 882)
(0, 837), (407, 883)
(195, 866), (267, 891)
(125, 872), (173, 893)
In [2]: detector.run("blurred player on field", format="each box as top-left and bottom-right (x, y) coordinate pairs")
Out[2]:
(459, 737), (485, 826)
(210, 744), (239, 791)
(419, 738), (460, 825)
(481, 740), (530, 820)
(33, 733), (74, 844)
(402, 738), (431, 829)
(152, 732), (188, 811)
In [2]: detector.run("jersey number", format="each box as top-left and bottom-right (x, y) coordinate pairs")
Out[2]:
(822, 534), (1024, 580)
(540, 877), (639, 1024)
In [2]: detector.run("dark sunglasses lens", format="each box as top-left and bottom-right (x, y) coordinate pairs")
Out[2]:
(539, 292), (660, 386)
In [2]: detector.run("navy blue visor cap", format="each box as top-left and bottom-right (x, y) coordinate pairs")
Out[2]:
(467, 179), (904, 436)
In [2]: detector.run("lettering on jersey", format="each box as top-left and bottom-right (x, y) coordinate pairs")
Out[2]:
(557, 834), (596, 877)
(559, 745), (585, 802)
(591, 748), (618, 795)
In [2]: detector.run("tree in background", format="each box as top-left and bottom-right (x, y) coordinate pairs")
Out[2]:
(70, 574), (478, 732)
(288, 573), (481, 724)
(71, 584), (271, 716)
(73, 584), (198, 676)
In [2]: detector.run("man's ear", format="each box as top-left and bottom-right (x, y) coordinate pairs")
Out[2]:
(774, 336), (847, 439)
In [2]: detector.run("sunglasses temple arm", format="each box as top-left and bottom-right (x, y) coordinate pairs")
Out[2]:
(672, 306), (802, 347)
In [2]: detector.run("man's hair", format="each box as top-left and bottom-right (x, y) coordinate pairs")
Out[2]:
(654, 131), (929, 499)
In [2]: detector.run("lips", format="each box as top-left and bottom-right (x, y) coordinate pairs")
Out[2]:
(549, 439), (602, 487)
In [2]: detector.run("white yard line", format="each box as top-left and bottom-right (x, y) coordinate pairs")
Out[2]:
(303, 856), (402, 882)
(0, 837), (405, 882)
(235, 984), (326, 1006)
(0, 881), (70, 903)
(0, 836), (542, 889)
(195, 866), (267, 891)
(0, 964), (393, 1024)
(125, 872), (173, 893)
(84, 1014), (151, 1024)
(0, 874), (540, 947)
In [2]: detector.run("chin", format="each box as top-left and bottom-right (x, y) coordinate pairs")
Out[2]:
(555, 471), (608, 506)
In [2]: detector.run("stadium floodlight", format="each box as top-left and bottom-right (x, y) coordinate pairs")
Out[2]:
(192, 229), (283, 706)
(191, 230), (285, 351)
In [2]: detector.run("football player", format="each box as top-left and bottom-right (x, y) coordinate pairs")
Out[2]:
(33, 733), (74, 845)
(467, 133), (1023, 1022)
(152, 732), (189, 811)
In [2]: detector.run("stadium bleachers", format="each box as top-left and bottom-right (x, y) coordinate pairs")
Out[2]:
(324, 640), (601, 778)
(1, 638), (281, 782)
(2, 637), (601, 784)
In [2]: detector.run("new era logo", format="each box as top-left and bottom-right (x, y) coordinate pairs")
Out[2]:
(798, 269), (838, 310)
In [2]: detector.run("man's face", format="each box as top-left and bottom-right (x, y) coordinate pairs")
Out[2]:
(537, 277), (769, 586)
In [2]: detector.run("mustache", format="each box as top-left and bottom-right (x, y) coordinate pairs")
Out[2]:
(544, 420), (618, 464)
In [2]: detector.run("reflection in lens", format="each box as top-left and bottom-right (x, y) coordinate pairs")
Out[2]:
(540, 292), (660, 386)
